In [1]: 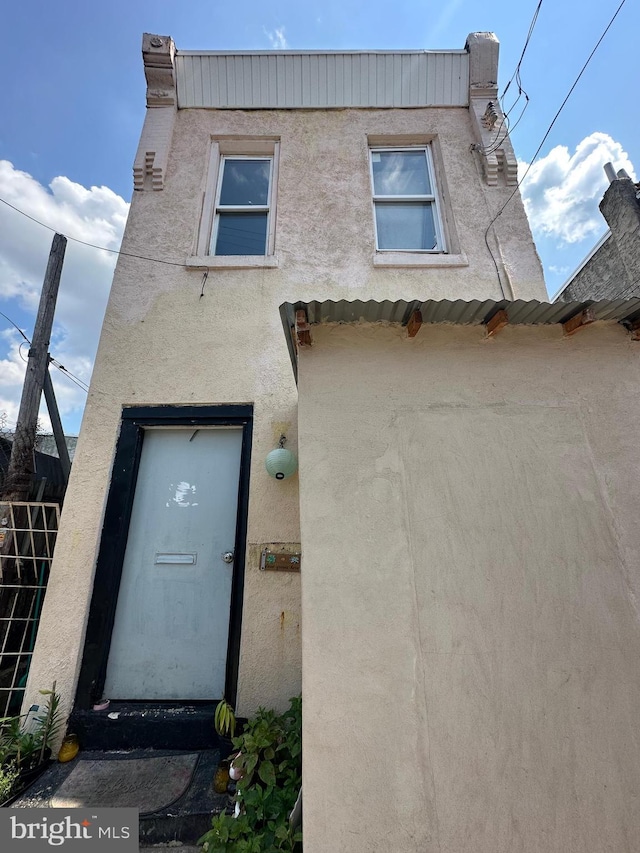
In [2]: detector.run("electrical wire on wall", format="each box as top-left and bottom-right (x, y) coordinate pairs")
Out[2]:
(484, 0), (629, 293)
(0, 195), (186, 269)
(476, 0), (543, 160)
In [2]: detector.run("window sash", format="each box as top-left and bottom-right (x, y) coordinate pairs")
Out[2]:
(370, 147), (445, 253)
(374, 202), (438, 252)
(211, 156), (273, 256)
(371, 149), (432, 197)
(215, 212), (270, 256)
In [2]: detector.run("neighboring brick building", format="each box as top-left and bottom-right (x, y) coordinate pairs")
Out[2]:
(556, 170), (640, 302)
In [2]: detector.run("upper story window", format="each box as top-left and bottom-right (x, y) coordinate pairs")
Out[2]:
(370, 147), (445, 252)
(211, 156), (273, 255)
(189, 138), (280, 268)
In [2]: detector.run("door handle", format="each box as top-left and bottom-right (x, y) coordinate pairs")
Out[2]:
(222, 551), (234, 564)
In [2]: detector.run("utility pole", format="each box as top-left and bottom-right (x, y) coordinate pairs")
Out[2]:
(3, 234), (67, 502)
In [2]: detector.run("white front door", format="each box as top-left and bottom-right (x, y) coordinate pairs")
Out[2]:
(103, 427), (243, 700)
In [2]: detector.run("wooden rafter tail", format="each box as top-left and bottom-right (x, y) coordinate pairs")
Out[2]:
(406, 310), (423, 338)
(562, 308), (596, 337)
(485, 308), (509, 337)
(295, 309), (312, 348)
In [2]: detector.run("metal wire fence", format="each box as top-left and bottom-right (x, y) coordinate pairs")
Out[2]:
(0, 502), (60, 716)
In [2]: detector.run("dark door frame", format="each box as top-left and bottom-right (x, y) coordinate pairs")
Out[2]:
(75, 404), (253, 709)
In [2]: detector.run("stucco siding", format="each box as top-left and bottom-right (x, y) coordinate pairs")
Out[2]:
(298, 323), (640, 852)
(26, 103), (544, 721)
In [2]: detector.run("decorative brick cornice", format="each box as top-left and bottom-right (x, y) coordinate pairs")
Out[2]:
(469, 97), (518, 187)
(133, 34), (177, 191)
(142, 33), (176, 107)
(466, 32), (518, 187)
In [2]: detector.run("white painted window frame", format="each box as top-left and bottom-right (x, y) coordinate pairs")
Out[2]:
(210, 155), (274, 256)
(369, 146), (446, 253)
(193, 139), (280, 265)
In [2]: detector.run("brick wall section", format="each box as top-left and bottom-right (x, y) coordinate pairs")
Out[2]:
(602, 178), (640, 296)
(559, 178), (640, 302)
(559, 234), (626, 301)
(133, 106), (177, 191)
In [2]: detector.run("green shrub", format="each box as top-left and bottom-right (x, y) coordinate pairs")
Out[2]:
(0, 683), (62, 802)
(0, 762), (19, 803)
(200, 696), (302, 853)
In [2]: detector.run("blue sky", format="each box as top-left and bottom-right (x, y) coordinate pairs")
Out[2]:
(1, 0), (638, 434)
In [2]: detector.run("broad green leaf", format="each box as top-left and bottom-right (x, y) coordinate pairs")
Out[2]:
(258, 759), (276, 787)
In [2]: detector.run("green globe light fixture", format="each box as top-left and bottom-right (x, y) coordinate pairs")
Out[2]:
(266, 435), (298, 480)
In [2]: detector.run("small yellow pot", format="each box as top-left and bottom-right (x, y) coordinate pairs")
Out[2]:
(213, 760), (230, 794)
(58, 734), (80, 763)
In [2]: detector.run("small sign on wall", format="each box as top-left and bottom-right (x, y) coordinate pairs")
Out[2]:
(260, 544), (301, 573)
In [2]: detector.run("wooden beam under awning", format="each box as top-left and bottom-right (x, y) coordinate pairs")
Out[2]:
(406, 310), (423, 338)
(562, 308), (596, 336)
(485, 309), (509, 337)
(295, 309), (312, 348)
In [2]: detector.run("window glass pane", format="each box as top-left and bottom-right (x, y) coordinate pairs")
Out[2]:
(375, 203), (437, 250)
(219, 159), (270, 206)
(372, 151), (431, 196)
(215, 212), (268, 255)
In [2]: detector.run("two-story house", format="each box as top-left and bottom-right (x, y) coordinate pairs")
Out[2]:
(23, 31), (640, 852)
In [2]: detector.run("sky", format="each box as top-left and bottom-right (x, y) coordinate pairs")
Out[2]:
(1, 0), (638, 436)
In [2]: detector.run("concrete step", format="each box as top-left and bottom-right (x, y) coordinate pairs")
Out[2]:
(67, 703), (221, 751)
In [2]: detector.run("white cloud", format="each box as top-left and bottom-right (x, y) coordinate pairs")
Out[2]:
(0, 161), (129, 431)
(0, 331), (29, 427)
(264, 26), (288, 50)
(519, 132), (636, 245)
(548, 264), (571, 276)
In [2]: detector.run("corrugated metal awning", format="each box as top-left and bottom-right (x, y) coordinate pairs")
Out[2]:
(279, 298), (640, 380)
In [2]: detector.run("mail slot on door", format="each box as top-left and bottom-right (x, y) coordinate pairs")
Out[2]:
(154, 553), (197, 565)
(260, 545), (301, 573)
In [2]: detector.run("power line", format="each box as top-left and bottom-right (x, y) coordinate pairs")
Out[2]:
(485, 0), (629, 285)
(51, 360), (90, 392)
(50, 359), (90, 393)
(0, 310), (90, 394)
(0, 311), (30, 342)
(482, 97), (530, 158)
(476, 0), (542, 159)
(0, 193), (268, 265)
(0, 196), (186, 268)
(502, 0), (544, 103)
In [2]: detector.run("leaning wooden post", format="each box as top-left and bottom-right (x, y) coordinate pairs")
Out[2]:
(42, 370), (71, 485)
(3, 234), (67, 502)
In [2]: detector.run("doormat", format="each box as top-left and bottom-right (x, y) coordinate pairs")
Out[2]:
(51, 753), (199, 815)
